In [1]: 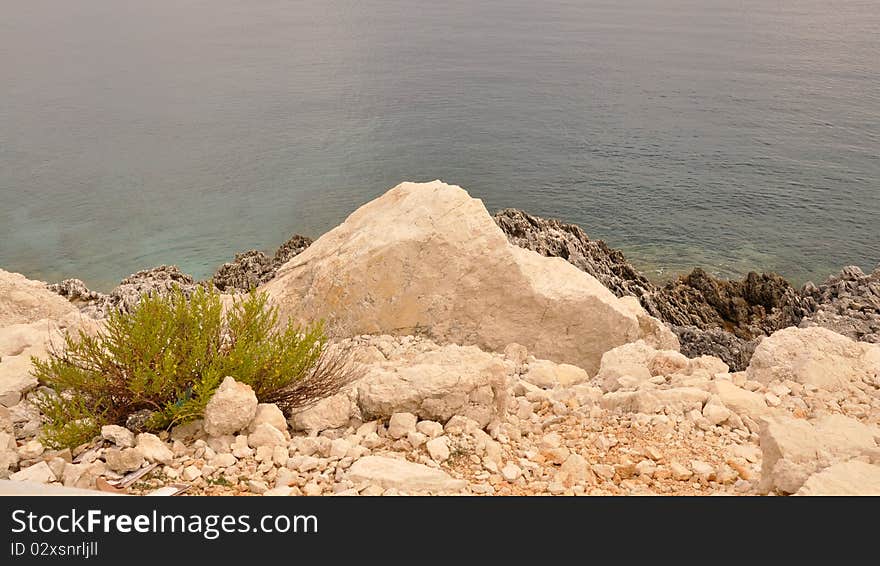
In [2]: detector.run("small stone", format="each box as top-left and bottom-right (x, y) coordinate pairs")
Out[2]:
(690, 460), (715, 480)
(670, 462), (693, 481)
(501, 463), (522, 482)
(416, 420), (444, 438)
(181, 465), (202, 482)
(764, 392), (782, 407)
(635, 459), (657, 478)
(248, 403), (288, 434)
(702, 396), (732, 426)
(302, 482), (323, 496)
(592, 464), (615, 481)
(407, 431), (428, 448)
(101, 425), (135, 447)
(387, 413), (418, 439)
(643, 446), (663, 461)
(263, 486), (293, 496)
(18, 439), (44, 460)
(103, 447), (144, 473)
(425, 436), (451, 463)
(273, 446), (289, 467)
(557, 453), (591, 487)
(209, 453), (237, 468)
(248, 423), (287, 448)
(329, 438), (351, 459)
(136, 433), (174, 464)
(547, 481), (566, 495)
(247, 479), (268, 494)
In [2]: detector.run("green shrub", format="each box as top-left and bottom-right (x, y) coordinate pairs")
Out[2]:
(32, 286), (352, 449)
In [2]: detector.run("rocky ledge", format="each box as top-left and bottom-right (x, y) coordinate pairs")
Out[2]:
(1, 180), (878, 496)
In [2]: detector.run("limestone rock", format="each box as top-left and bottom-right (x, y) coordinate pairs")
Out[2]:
(387, 412), (418, 439)
(356, 343), (509, 427)
(747, 326), (880, 392)
(101, 425), (135, 448)
(203, 376), (258, 436)
(10, 460), (55, 483)
(0, 271), (95, 400)
(601, 387), (709, 414)
(758, 414), (880, 494)
(136, 433), (174, 465)
(347, 455), (466, 493)
(103, 447), (144, 473)
(247, 423), (287, 448)
(425, 436), (450, 463)
(708, 380), (769, 419)
(524, 359), (589, 389)
(248, 403), (288, 434)
(795, 460), (880, 496)
(263, 181), (671, 374)
(0, 269), (80, 327)
(290, 391), (353, 434)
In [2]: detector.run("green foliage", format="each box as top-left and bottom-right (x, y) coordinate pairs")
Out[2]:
(32, 286), (336, 449)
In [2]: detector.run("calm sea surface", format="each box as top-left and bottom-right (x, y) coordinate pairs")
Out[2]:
(1, 0), (878, 290)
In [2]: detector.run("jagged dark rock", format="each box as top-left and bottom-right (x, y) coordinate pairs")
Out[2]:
(210, 234), (313, 293)
(212, 250), (275, 292)
(273, 234), (313, 268)
(671, 325), (760, 372)
(493, 209), (654, 299)
(111, 265), (202, 312)
(800, 265), (880, 343)
(648, 268), (808, 340)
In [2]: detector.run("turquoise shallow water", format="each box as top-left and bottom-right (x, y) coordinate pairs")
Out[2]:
(1, 0), (878, 291)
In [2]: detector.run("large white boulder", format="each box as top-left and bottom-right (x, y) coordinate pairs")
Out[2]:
(262, 181), (675, 374)
(747, 326), (880, 392)
(758, 414), (880, 494)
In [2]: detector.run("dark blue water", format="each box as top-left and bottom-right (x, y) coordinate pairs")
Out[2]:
(1, 0), (878, 290)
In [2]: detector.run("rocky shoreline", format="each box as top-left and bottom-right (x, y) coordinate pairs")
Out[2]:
(50, 200), (879, 372)
(1, 180), (878, 496)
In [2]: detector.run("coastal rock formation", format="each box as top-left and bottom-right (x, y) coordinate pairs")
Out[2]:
(51, 265), (203, 316)
(494, 209), (809, 370)
(212, 234), (313, 293)
(493, 208), (654, 298)
(800, 265), (880, 343)
(263, 181), (675, 373)
(0, 269), (90, 405)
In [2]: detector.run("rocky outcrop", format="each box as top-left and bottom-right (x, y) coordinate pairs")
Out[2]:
(757, 414), (879, 494)
(670, 325), (758, 373)
(263, 181), (675, 374)
(801, 265), (880, 343)
(747, 326), (880, 392)
(1, 269), (80, 328)
(211, 234), (313, 293)
(0, 270), (93, 405)
(494, 210), (810, 371)
(51, 265), (203, 316)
